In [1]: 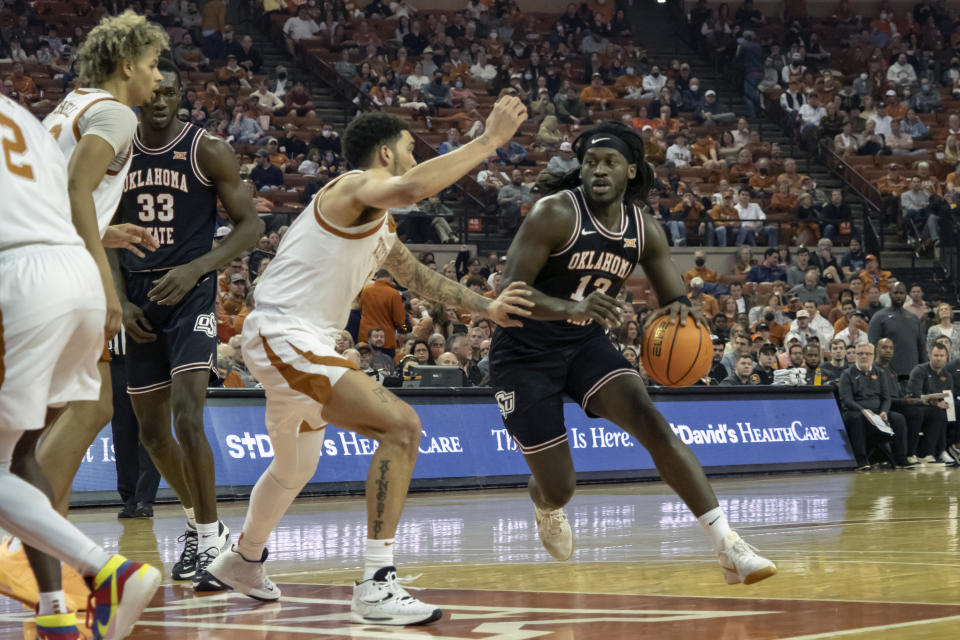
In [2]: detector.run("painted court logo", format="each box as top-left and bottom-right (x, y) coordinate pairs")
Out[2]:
(494, 391), (515, 419)
(193, 313), (216, 338)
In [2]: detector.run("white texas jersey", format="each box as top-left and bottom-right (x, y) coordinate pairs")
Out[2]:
(253, 170), (398, 338)
(42, 88), (137, 236)
(0, 95), (83, 251)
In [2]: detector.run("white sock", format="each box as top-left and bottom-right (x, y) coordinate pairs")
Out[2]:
(38, 590), (67, 616)
(196, 521), (219, 554)
(697, 507), (733, 552)
(183, 507), (197, 529)
(363, 538), (395, 580)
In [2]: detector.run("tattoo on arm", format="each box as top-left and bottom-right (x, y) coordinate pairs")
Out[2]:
(384, 242), (490, 314)
(372, 459), (390, 539)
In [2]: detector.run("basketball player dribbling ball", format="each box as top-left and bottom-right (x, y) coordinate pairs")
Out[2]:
(113, 58), (260, 589)
(0, 95), (162, 640)
(0, 9), (166, 629)
(205, 98), (533, 625)
(489, 122), (776, 585)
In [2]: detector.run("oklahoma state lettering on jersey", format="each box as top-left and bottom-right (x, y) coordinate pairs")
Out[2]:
(124, 167), (190, 193)
(118, 123), (217, 271)
(502, 186), (644, 347)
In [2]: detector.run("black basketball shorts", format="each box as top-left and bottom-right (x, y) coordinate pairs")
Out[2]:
(489, 331), (640, 455)
(124, 271), (217, 394)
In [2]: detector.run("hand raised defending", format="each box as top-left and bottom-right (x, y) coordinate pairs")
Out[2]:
(483, 96), (529, 148)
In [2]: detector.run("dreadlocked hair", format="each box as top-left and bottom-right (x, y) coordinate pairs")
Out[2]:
(540, 121), (655, 206)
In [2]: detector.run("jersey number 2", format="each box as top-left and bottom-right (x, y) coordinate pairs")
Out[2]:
(137, 193), (174, 222)
(0, 113), (35, 180)
(570, 275), (612, 301)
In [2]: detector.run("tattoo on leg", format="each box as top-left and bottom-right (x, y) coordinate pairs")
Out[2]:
(372, 459), (390, 538)
(372, 387), (392, 404)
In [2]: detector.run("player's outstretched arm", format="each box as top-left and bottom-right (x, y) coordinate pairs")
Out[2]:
(147, 134), (260, 305)
(345, 96), (528, 211)
(382, 239), (533, 328)
(501, 195), (624, 328)
(638, 213), (706, 328)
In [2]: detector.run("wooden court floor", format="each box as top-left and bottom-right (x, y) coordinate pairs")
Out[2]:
(1, 468), (959, 639)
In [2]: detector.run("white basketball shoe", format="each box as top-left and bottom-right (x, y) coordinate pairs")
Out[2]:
(717, 532), (777, 585)
(202, 546), (281, 601)
(535, 505), (574, 561)
(351, 566), (442, 626)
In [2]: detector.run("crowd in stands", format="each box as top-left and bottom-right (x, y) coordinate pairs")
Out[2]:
(3, 0), (959, 470)
(687, 0), (960, 253)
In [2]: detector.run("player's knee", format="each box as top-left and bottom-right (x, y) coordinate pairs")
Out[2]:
(172, 414), (206, 450)
(380, 406), (421, 453)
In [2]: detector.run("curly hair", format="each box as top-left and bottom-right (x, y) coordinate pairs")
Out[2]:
(76, 10), (169, 86)
(341, 111), (410, 169)
(540, 121), (655, 206)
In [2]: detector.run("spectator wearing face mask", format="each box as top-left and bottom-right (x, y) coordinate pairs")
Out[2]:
(910, 82), (942, 113)
(641, 65), (666, 99)
(684, 249), (718, 284)
(681, 77), (704, 112)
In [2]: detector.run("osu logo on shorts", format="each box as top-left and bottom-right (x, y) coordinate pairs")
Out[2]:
(495, 391), (515, 419)
(193, 313), (216, 338)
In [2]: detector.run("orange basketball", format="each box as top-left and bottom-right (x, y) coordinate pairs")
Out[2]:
(641, 315), (712, 388)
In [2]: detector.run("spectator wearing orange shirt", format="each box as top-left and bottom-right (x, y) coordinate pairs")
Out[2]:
(706, 191), (739, 247)
(684, 249), (718, 284)
(885, 92), (908, 121)
(877, 162), (908, 223)
(748, 158), (778, 192)
(579, 72), (615, 110)
(358, 270), (406, 353)
(689, 277), (719, 318)
(216, 273), (248, 342)
(728, 148), (757, 183)
(858, 254), (891, 293)
(4, 62), (39, 102)
(769, 179), (798, 215)
(216, 53), (248, 85)
(653, 105), (682, 135)
(776, 158), (808, 193)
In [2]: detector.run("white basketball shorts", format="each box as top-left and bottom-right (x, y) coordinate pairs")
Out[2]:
(0, 245), (106, 431)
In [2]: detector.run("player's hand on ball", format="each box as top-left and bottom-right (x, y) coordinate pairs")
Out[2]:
(122, 301), (157, 343)
(484, 96), (528, 147)
(645, 301), (706, 328)
(149, 263), (204, 306)
(486, 281), (534, 327)
(103, 223), (160, 258)
(570, 290), (623, 329)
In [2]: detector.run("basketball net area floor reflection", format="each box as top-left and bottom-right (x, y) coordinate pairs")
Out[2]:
(1, 470), (959, 639)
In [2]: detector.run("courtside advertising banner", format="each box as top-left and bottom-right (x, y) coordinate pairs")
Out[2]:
(72, 390), (853, 495)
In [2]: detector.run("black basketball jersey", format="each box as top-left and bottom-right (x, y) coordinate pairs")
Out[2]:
(119, 123), (218, 272)
(502, 186), (645, 348)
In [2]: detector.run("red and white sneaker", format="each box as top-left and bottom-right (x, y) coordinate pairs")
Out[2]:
(25, 611), (91, 640)
(85, 555), (160, 640)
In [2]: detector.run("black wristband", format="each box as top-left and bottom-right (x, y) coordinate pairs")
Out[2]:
(668, 295), (693, 307)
